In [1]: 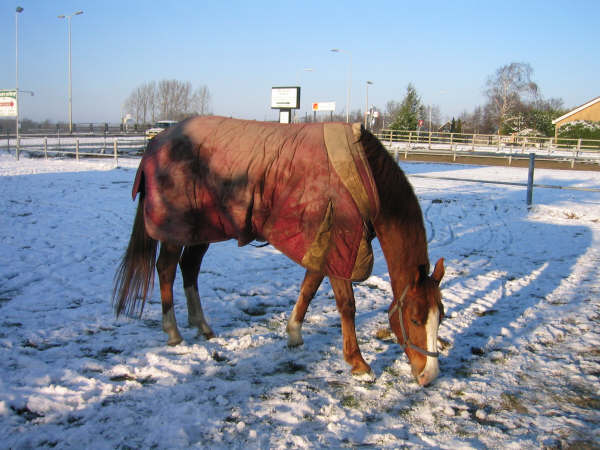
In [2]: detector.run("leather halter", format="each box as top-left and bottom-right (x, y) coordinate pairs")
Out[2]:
(388, 286), (440, 358)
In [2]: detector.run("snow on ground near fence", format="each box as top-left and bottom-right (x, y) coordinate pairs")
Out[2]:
(388, 141), (600, 162)
(1, 155), (599, 448)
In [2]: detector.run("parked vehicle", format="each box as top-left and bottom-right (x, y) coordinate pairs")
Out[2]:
(145, 120), (177, 140)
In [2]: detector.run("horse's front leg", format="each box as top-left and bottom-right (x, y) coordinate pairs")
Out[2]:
(286, 270), (324, 347)
(330, 277), (373, 377)
(180, 244), (215, 339)
(157, 243), (184, 346)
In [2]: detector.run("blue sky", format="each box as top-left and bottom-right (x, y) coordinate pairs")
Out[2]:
(2, 0), (598, 124)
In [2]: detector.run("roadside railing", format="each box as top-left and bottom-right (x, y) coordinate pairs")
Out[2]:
(376, 129), (600, 167)
(2, 134), (147, 164)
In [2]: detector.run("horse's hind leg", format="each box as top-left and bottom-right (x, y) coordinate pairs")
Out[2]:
(157, 243), (184, 345)
(286, 270), (324, 347)
(330, 277), (372, 378)
(180, 244), (215, 339)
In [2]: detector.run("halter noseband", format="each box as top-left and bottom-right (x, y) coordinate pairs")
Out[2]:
(388, 286), (440, 358)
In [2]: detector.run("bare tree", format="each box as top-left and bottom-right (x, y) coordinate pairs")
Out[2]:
(193, 85), (212, 116)
(425, 105), (441, 131)
(484, 62), (538, 131)
(123, 81), (158, 125)
(142, 81), (156, 123)
(124, 79), (211, 125)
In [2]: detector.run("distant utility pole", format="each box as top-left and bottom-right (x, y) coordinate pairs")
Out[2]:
(365, 81), (373, 129)
(15, 6), (23, 154)
(331, 48), (352, 123)
(58, 10), (83, 134)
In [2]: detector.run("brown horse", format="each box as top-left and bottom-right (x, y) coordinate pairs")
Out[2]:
(113, 116), (445, 386)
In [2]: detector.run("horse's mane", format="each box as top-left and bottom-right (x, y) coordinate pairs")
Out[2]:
(359, 128), (424, 222)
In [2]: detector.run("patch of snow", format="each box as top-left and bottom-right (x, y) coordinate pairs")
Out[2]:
(0, 153), (599, 448)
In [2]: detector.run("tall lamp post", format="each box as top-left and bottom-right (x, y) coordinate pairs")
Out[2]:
(15, 6), (23, 154)
(58, 10), (83, 134)
(364, 81), (373, 129)
(296, 67), (314, 123)
(331, 48), (352, 123)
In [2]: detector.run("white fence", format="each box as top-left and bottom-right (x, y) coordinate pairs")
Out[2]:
(2, 134), (147, 163)
(376, 129), (600, 167)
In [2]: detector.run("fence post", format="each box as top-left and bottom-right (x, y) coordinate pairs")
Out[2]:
(408, 131), (412, 149)
(76, 139), (80, 161)
(16, 138), (20, 161)
(428, 131), (431, 150)
(113, 138), (118, 166)
(572, 138), (581, 169)
(527, 153), (535, 207)
(472, 134), (476, 152)
(44, 137), (48, 160)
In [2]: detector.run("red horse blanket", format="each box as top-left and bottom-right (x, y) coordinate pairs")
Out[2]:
(133, 116), (380, 281)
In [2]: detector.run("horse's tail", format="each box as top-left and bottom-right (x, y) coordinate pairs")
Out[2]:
(112, 195), (158, 317)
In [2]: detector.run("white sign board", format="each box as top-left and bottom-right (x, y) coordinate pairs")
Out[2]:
(0, 90), (17, 117)
(271, 87), (300, 109)
(312, 101), (336, 112)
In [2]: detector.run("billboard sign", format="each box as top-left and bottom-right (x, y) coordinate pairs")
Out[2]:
(312, 101), (336, 112)
(0, 90), (17, 117)
(271, 87), (300, 109)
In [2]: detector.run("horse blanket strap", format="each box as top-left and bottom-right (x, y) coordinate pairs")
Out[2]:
(134, 116), (380, 281)
(388, 286), (440, 358)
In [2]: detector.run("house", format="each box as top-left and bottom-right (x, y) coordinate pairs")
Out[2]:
(552, 96), (600, 138)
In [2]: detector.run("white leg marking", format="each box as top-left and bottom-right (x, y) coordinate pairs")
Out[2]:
(162, 308), (183, 346)
(286, 308), (303, 347)
(419, 307), (440, 386)
(184, 286), (214, 338)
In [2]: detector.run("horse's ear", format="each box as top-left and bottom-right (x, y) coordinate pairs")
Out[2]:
(432, 258), (445, 285)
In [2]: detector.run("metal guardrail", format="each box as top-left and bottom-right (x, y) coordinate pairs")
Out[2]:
(2, 134), (147, 163)
(376, 129), (600, 168)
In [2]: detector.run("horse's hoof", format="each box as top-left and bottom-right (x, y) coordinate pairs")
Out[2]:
(351, 370), (376, 383)
(167, 336), (183, 346)
(287, 337), (304, 348)
(204, 331), (215, 340)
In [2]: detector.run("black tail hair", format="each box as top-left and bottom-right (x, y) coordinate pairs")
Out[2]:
(112, 196), (158, 317)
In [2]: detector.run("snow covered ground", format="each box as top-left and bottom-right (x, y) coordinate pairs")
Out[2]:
(1, 154), (599, 449)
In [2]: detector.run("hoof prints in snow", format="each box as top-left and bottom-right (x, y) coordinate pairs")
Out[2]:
(1, 156), (599, 448)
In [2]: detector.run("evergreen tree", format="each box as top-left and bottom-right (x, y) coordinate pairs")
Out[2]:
(390, 83), (425, 130)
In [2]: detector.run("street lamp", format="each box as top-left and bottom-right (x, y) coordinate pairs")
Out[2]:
(58, 10), (83, 134)
(365, 81), (373, 129)
(331, 48), (352, 123)
(297, 67), (314, 122)
(15, 6), (23, 155)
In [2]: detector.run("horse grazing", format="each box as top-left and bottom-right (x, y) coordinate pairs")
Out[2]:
(113, 116), (445, 386)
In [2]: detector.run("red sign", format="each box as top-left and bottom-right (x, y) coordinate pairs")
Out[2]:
(418, 119), (424, 127)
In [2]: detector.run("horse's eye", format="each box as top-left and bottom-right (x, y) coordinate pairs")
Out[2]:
(411, 319), (421, 326)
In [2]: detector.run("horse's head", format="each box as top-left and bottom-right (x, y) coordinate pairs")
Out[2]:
(388, 258), (445, 386)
